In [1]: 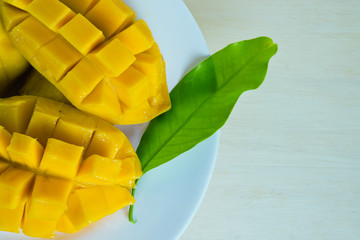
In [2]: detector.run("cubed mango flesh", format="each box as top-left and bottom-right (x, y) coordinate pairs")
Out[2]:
(3, 0), (32, 10)
(102, 185), (134, 214)
(111, 66), (150, 108)
(0, 96), (36, 134)
(115, 19), (154, 55)
(85, 129), (121, 159)
(33, 36), (82, 82)
(39, 138), (84, 179)
(10, 16), (56, 59)
(81, 80), (122, 123)
(7, 132), (44, 168)
(56, 57), (103, 105)
(22, 203), (57, 239)
(59, 13), (105, 55)
(25, 0), (75, 31)
(27, 176), (73, 221)
(25, 98), (63, 147)
(0, 161), (9, 174)
(85, 0), (135, 37)
(0, 3), (29, 31)
(52, 118), (94, 149)
(2, 0), (171, 125)
(59, 0), (98, 15)
(0, 200), (26, 233)
(89, 38), (135, 77)
(0, 126), (12, 160)
(77, 155), (122, 184)
(0, 166), (34, 209)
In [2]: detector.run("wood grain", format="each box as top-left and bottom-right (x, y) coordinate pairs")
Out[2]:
(181, 0), (360, 239)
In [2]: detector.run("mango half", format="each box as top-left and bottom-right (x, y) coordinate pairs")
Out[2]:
(0, 96), (142, 238)
(0, 0), (171, 124)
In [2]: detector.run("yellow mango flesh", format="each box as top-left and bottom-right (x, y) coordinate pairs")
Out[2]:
(0, 200), (25, 233)
(7, 132), (44, 168)
(1, 0), (171, 124)
(0, 10), (29, 95)
(0, 96), (142, 238)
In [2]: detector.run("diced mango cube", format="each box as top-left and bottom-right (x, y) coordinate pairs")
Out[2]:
(22, 203), (57, 239)
(85, 0), (135, 37)
(133, 53), (163, 95)
(56, 213), (76, 234)
(25, 98), (63, 147)
(27, 176), (72, 221)
(144, 42), (162, 57)
(81, 80), (122, 123)
(117, 157), (143, 182)
(0, 96), (36, 134)
(75, 187), (108, 222)
(59, 0), (98, 15)
(39, 138), (83, 179)
(103, 186), (134, 214)
(7, 132), (44, 168)
(0, 126), (12, 160)
(115, 20), (154, 55)
(0, 200), (25, 233)
(10, 16), (56, 59)
(111, 66), (150, 108)
(57, 57), (103, 105)
(1, 3), (29, 31)
(25, 0), (75, 31)
(77, 155), (122, 184)
(89, 38), (135, 77)
(3, 0), (32, 10)
(0, 166), (34, 209)
(52, 118), (94, 149)
(0, 161), (9, 174)
(59, 14), (105, 55)
(85, 129), (122, 159)
(33, 36), (83, 82)
(56, 190), (88, 233)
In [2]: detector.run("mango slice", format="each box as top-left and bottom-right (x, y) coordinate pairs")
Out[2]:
(1, 0), (170, 124)
(0, 96), (142, 238)
(0, 7), (29, 95)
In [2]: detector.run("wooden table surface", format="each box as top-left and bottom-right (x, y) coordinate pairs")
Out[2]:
(181, 0), (360, 239)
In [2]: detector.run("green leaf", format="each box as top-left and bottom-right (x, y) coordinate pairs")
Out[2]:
(137, 36), (278, 174)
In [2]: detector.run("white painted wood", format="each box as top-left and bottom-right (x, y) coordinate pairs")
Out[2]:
(181, 0), (360, 239)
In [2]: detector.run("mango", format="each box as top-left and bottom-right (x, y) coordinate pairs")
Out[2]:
(0, 96), (142, 238)
(1, 0), (171, 124)
(0, 6), (29, 96)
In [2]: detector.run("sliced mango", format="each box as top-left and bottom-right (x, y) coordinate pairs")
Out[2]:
(1, 0), (171, 124)
(0, 96), (141, 238)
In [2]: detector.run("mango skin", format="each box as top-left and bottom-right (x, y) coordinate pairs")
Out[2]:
(0, 96), (142, 238)
(1, 0), (171, 124)
(0, 10), (29, 96)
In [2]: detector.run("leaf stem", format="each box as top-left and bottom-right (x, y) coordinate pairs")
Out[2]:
(128, 179), (139, 223)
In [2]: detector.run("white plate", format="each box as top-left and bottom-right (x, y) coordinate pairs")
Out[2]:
(0, 0), (219, 239)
